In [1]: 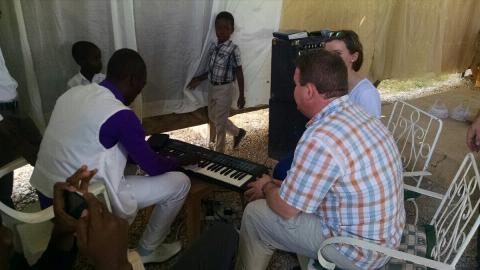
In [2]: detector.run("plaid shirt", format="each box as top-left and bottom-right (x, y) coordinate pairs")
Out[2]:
(207, 40), (241, 83)
(279, 96), (405, 269)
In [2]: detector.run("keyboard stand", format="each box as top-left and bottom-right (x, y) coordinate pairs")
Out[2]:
(184, 177), (249, 242)
(185, 177), (217, 241)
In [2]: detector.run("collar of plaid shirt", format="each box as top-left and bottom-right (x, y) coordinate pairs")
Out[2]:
(306, 95), (348, 127)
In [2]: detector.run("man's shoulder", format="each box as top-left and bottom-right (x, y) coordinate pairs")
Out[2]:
(62, 83), (117, 104)
(318, 99), (383, 137)
(92, 73), (106, 84)
(336, 98), (373, 120)
(67, 72), (82, 88)
(331, 100), (394, 151)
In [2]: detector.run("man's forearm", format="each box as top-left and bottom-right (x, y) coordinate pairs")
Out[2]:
(263, 182), (299, 219)
(272, 179), (282, 186)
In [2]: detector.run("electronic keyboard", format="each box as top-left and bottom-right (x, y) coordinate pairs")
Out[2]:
(153, 137), (268, 192)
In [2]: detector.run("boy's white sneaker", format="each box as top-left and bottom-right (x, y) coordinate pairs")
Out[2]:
(140, 241), (182, 264)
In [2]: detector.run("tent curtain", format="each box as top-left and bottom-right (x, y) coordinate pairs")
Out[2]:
(0, 0), (282, 128)
(1, 0), (479, 129)
(110, 0), (142, 119)
(2, 0), (117, 130)
(135, 0), (282, 117)
(280, 0), (480, 81)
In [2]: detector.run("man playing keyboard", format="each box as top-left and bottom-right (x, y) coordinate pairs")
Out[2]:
(30, 49), (194, 264)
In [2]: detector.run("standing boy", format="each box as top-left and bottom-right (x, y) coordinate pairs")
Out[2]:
(67, 41), (105, 88)
(188, 11), (246, 153)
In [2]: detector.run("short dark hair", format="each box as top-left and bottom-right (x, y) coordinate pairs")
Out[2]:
(326, 30), (363, 72)
(106, 48), (146, 81)
(72, 41), (99, 65)
(215, 11), (234, 29)
(295, 49), (348, 98)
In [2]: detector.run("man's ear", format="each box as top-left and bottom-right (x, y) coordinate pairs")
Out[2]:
(305, 83), (318, 101)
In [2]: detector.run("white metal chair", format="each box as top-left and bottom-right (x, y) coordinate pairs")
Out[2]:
(386, 100), (444, 189)
(386, 100), (444, 224)
(314, 153), (480, 270)
(0, 157), (112, 265)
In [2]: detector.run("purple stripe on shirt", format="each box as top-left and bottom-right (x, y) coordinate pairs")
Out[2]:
(98, 80), (179, 176)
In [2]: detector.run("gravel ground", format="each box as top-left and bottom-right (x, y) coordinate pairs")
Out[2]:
(10, 76), (478, 269)
(380, 74), (465, 104)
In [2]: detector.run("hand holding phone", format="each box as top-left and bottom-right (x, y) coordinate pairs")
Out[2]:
(76, 193), (130, 270)
(65, 191), (87, 219)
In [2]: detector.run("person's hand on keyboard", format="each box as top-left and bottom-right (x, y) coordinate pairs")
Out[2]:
(178, 152), (200, 167)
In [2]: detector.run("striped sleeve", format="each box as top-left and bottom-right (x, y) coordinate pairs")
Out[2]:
(232, 45), (242, 67)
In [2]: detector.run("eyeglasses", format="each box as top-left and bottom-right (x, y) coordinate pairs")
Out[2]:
(324, 30), (345, 40)
(324, 30), (361, 50)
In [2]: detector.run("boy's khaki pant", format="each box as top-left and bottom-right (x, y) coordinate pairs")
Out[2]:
(208, 82), (240, 153)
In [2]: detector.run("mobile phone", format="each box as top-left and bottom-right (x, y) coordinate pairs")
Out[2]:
(65, 191), (87, 219)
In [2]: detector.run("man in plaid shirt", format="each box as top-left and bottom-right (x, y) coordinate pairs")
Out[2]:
(237, 50), (405, 270)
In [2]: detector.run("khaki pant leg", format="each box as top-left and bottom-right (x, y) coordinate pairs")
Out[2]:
(209, 83), (237, 153)
(236, 200), (363, 270)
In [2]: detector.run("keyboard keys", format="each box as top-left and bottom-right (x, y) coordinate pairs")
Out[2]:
(207, 163), (217, 170)
(220, 167), (230, 175)
(163, 140), (267, 189)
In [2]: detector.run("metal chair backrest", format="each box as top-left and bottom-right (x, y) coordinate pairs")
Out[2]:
(429, 153), (480, 266)
(386, 100), (443, 188)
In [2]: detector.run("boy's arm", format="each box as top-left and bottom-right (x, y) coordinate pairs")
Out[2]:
(236, 67), (245, 109)
(187, 72), (208, 90)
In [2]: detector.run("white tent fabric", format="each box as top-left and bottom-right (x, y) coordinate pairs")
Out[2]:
(110, 0), (142, 119)
(13, 1), (45, 130)
(135, 0), (282, 117)
(0, 0), (282, 129)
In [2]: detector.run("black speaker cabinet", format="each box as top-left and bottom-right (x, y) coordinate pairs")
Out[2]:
(268, 99), (308, 160)
(270, 39), (297, 102)
(268, 37), (324, 160)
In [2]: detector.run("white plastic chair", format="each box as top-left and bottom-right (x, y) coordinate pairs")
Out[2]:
(386, 100), (444, 224)
(313, 153), (480, 270)
(0, 157), (111, 265)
